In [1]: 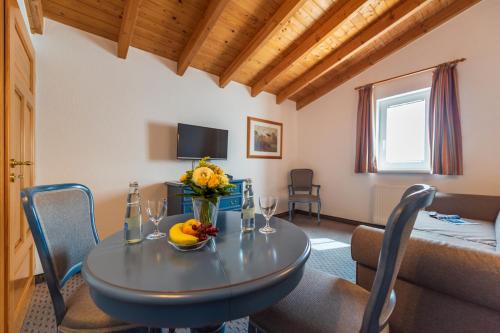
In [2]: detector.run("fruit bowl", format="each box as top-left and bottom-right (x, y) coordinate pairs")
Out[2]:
(168, 219), (219, 252)
(168, 237), (211, 252)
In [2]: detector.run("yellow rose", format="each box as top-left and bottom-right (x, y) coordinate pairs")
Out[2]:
(192, 167), (214, 187)
(207, 174), (220, 189)
(214, 166), (224, 175)
(179, 173), (188, 182)
(219, 175), (229, 185)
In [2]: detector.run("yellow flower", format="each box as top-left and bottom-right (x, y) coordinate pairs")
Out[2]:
(207, 174), (220, 189)
(179, 173), (188, 182)
(214, 166), (224, 175)
(219, 175), (229, 185)
(192, 167), (214, 187)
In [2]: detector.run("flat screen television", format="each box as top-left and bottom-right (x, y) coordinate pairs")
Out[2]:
(176, 123), (228, 160)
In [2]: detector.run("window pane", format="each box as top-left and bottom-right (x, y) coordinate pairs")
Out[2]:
(386, 100), (426, 163)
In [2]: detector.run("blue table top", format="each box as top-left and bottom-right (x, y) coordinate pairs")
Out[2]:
(82, 211), (310, 328)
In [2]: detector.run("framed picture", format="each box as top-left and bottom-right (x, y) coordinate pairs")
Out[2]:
(247, 116), (283, 159)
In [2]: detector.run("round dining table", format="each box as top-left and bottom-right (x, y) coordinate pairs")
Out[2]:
(82, 211), (311, 333)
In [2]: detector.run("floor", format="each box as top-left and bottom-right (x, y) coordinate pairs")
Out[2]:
(22, 215), (357, 333)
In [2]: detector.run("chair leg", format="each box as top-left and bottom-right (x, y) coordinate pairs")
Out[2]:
(288, 202), (293, 222)
(308, 203), (312, 217)
(317, 201), (321, 224)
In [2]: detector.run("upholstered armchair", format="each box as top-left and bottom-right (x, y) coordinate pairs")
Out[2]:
(288, 169), (321, 223)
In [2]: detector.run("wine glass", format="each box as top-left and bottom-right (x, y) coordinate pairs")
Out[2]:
(259, 196), (278, 234)
(146, 199), (168, 240)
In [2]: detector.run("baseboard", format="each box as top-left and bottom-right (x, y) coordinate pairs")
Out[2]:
(292, 209), (385, 229)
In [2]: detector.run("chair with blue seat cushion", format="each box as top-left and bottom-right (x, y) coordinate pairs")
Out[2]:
(21, 183), (149, 333)
(288, 169), (321, 223)
(249, 184), (436, 333)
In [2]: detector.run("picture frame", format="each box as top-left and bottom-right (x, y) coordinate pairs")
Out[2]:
(247, 116), (283, 159)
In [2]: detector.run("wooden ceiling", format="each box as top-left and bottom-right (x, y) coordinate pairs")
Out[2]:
(24, 0), (480, 110)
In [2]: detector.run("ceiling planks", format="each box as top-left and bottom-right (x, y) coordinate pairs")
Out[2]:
(250, 0), (366, 97)
(295, 0), (482, 110)
(177, 0), (230, 76)
(218, 0), (306, 88)
(37, 0), (481, 110)
(276, 0), (428, 104)
(24, 0), (45, 34)
(117, 0), (143, 59)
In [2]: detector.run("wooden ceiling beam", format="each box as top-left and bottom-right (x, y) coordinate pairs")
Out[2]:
(24, 0), (44, 34)
(250, 0), (365, 98)
(219, 0), (306, 88)
(177, 0), (230, 76)
(117, 0), (142, 59)
(277, 0), (429, 104)
(296, 0), (481, 110)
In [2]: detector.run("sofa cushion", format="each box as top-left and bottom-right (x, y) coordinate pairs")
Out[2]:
(352, 225), (500, 313)
(414, 211), (496, 249)
(426, 192), (500, 222)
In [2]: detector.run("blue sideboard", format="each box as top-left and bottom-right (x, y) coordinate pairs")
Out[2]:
(165, 179), (244, 216)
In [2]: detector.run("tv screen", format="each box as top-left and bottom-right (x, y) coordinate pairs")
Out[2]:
(177, 123), (228, 160)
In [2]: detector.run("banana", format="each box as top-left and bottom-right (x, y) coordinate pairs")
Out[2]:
(169, 223), (199, 245)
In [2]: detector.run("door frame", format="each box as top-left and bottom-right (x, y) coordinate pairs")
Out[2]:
(1, 0), (7, 330)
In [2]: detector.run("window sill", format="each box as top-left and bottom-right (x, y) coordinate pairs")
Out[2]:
(376, 170), (432, 175)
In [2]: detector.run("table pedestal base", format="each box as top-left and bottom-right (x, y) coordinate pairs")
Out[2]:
(190, 322), (226, 333)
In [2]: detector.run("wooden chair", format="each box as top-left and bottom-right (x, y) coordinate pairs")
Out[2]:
(249, 184), (436, 333)
(288, 169), (321, 223)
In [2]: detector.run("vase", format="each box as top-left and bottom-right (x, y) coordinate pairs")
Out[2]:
(192, 197), (220, 227)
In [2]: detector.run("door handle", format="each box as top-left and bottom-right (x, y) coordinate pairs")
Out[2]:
(9, 159), (33, 168)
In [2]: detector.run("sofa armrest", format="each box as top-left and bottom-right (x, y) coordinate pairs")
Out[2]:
(352, 226), (500, 312)
(427, 192), (500, 222)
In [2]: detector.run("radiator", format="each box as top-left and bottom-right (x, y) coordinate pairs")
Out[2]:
(372, 185), (406, 225)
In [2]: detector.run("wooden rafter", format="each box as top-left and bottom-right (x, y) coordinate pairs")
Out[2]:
(277, 0), (428, 104)
(177, 0), (230, 76)
(117, 0), (142, 59)
(219, 0), (306, 88)
(296, 0), (481, 110)
(250, 0), (365, 97)
(24, 0), (44, 34)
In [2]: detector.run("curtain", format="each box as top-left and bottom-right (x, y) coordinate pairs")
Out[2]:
(429, 63), (463, 175)
(354, 85), (377, 173)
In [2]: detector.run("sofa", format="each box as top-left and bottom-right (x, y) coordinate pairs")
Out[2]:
(351, 192), (500, 333)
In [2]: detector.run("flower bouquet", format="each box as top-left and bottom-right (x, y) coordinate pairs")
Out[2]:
(179, 157), (235, 227)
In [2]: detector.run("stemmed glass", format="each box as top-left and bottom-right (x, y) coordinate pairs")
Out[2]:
(146, 199), (168, 240)
(259, 196), (278, 234)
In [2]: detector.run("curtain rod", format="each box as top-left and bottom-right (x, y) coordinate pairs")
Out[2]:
(354, 58), (466, 90)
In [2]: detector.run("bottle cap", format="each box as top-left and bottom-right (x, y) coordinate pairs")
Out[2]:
(129, 181), (139, 187)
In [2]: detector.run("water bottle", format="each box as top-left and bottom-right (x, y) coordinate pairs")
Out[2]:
(124, 181), (143, 244)
(241, 179), (255, 232)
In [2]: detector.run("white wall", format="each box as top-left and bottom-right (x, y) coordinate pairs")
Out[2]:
(32, 19), (299, 238)
(297, 0), (500, 223)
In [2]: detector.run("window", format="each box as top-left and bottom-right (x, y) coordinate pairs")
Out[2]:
(376, 88), (431, 172)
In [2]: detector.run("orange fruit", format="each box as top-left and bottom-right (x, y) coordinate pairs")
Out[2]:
(182, 219), (201, 236)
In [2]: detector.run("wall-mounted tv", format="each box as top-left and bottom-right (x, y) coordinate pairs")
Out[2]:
(176, 123), (228, 160)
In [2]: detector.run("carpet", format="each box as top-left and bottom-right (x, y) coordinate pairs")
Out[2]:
(22, 245), (355, 332)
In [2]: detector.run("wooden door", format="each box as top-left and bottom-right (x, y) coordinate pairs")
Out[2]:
(5, 0), (36, 332)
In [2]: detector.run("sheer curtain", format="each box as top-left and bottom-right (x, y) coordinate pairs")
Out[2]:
(354, 85), (377, 173)
(429, 63), (463, 175)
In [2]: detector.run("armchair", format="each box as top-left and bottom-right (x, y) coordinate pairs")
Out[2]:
(288, 169), (321, 223)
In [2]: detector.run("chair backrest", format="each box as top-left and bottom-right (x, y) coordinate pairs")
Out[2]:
(290, 169), (313, 192)
(360, 184), (436, 333)
(21, 183), (99, 324)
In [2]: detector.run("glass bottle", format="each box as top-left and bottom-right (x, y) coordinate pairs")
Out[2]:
(124, 181), (143, 244)
(241, 179), (255, 232)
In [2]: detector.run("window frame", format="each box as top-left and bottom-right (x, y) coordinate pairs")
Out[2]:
(376, 87), (432, 173)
